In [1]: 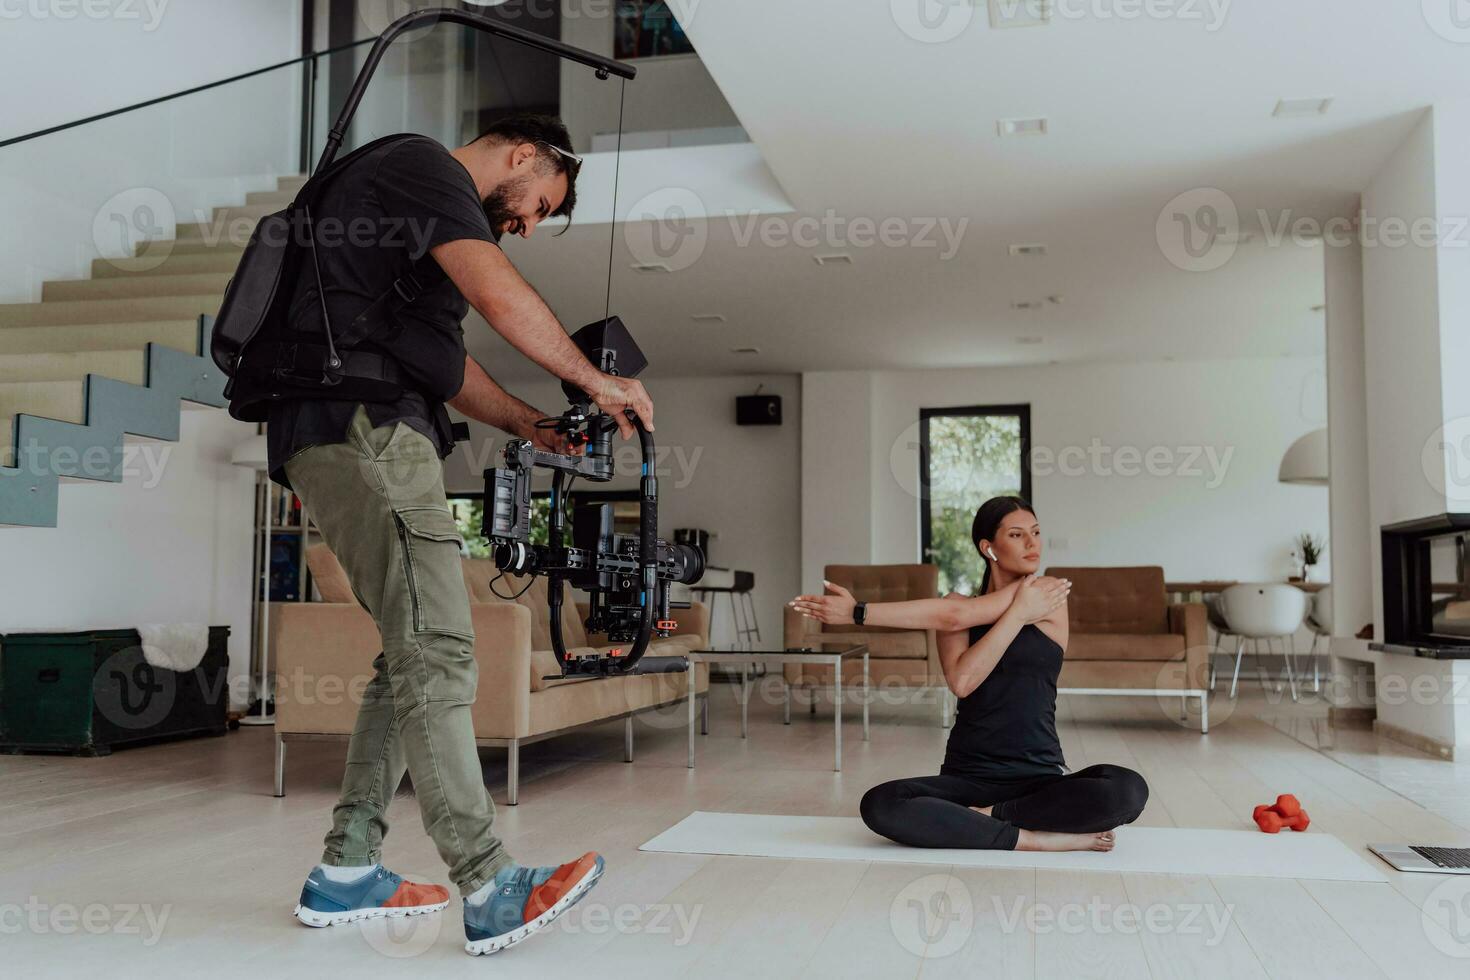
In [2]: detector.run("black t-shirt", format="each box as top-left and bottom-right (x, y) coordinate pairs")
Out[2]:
(266, 135), (499, 488)
(940, 622), (1067, 780)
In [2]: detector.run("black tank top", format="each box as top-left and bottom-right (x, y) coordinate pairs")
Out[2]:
(940, 622), (1067, 780)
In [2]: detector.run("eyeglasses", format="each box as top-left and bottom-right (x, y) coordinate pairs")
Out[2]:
(536, 141), (583, 175)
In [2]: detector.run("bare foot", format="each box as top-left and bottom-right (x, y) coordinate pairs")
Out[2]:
(1014, 829), (1116, 852)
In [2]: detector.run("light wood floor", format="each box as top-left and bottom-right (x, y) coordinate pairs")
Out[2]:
(4, 674), (1470, 979)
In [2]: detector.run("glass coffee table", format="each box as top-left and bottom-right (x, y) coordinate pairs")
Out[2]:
(686, 642), (869, 771)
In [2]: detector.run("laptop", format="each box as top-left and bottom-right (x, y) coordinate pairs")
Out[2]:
(1369, 843), (1470, 874)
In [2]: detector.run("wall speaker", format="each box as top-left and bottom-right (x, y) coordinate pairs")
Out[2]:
(735, 394), (782, 426)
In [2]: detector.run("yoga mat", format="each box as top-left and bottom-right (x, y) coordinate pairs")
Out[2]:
(640, 812), (1388, 883)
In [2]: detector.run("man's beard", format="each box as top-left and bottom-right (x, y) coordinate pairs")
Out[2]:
(482, 174), (531, 243)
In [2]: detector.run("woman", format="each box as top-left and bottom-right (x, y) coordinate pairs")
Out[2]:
(789, 496), (1148, 852)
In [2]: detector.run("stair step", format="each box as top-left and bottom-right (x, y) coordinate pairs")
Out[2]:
(174, 219), (258, 246)
(211, 202), (278, 223)
(92, 252), (243, 278)
(245, 190), (295, 207)
(44, 273), (232, 302)
(139, 239), (246, 257)
(0, 321), (200, 357)
(0, 295), (219, 328)
(277, 175), (308, 193)
(0, 380), (86, 466)
(0, 351), (145, 385)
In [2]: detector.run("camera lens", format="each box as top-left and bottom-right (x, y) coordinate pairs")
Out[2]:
(664, 542), (704, 584)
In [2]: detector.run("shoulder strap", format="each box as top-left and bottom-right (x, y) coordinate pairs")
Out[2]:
(332, 251), (448, 351)
(295, 133), (449, 359)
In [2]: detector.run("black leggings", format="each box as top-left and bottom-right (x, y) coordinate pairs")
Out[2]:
(859, 764), (1149, 851)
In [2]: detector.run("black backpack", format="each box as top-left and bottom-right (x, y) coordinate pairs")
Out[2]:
(210, 133), (445, 423)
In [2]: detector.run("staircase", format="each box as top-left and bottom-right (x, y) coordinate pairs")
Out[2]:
(0, 177), (303, 527)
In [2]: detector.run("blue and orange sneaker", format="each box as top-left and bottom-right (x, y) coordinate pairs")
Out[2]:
(293, 866), (450, 927)
(463, 852), (605, 955)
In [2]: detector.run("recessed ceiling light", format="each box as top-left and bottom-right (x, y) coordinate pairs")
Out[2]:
(631, 262), (672, 274)
(813, 253), (853, 266)
(988, 0), (1051, 28)
(997, 117), (1049, 137)
(1016, 336), (1044, 345)
(730, 346), (760, 354)
(1046, 294), (1065, 305)
(1009, 243), (1048, 257)
(691, 313), (726, 325)
(1012, 300), (1044, 311)
(1273, 97), (1333, 117)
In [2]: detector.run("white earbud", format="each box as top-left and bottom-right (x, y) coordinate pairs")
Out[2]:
(987, 548), (997, 561)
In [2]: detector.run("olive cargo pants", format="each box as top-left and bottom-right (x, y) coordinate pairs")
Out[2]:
(284, 405), (511, 895)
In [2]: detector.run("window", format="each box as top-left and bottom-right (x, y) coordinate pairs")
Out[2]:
(918, 405), (1031, 595)
(615, 1), (697, 59)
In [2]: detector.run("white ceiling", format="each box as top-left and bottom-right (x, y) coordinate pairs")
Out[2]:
(471, 1), (1469, 382)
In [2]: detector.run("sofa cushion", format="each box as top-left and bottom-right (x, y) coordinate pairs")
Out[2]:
(461, 558), (513, 604)
(820, 565), (939, 636)
(305, 543), (356, 604)
(527, 665), (708, 736)
(1064, 632), (1185, 662)
(1047, 566), (1168, 635)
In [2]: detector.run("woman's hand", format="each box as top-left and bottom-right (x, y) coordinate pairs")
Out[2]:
(789, 580), (857, 625)
(1009, 574), (1070, 624)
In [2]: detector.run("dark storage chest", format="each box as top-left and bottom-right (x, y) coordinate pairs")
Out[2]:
(0, 626), (230, 755)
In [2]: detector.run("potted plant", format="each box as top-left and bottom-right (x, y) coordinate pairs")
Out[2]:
(1292, 533), (1325, 582)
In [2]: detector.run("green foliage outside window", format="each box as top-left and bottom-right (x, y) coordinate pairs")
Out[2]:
(924, 414), (1024, 596)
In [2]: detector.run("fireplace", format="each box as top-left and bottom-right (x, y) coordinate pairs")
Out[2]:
(1376, 513), (1470, 658)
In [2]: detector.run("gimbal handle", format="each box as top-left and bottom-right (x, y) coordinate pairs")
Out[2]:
(546, 411), (666, 676)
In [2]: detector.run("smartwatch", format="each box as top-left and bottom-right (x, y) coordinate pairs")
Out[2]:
(853, 601), (868, 626)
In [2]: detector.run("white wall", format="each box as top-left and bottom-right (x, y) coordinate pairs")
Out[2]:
(0, 408), (258, 706)
(805, 356), (1330, 587)
(1325, 232), (1373, 637)
(0, 1), (303, 302)
(442, 373), (801, 649)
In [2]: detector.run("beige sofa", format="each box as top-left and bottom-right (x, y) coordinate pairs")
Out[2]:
(1046, 565), (1210, 732)
(783, 563), (949, 725)
(271, 545), (710, 803)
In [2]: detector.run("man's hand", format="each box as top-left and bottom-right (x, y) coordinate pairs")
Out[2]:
(528, 422), (584, 456)
(588, 374), (655, 440)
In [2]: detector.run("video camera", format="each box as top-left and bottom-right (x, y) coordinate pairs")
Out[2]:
(481, 317), (704, 679)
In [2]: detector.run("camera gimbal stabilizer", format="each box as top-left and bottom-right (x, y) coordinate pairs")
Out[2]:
(482, 318), (704, 679)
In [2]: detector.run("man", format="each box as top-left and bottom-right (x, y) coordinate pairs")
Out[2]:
(270, 114), (652, 956)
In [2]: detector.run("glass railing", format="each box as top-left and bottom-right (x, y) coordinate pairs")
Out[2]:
(1, 11), (699, 310)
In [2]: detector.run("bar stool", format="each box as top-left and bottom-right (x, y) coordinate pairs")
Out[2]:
(1218, 583), (1309, 700)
